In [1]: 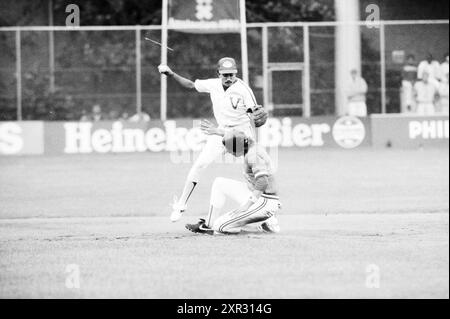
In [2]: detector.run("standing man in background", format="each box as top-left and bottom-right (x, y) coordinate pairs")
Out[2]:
(401, 54), (418, 113)
(439, 53), (449, 82)
(414, 71), (438, 115)
(417, 53), (441, 86)
(438, 73), (449, 114)
(346, 69), (368, 117)
(90, 104), (104, 122)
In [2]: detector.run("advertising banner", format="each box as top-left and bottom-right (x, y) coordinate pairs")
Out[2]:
(40, 116), (371, 155)
(371, 115), (449, 148)
(44, 121), (151, 155)
(259, 116), (371, 149)
(168, 0), (240, 32)
(1, 116), (375, 156)
(0, 121), (44, 156)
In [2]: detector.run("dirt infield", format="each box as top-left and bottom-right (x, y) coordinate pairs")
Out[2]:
(0, 213), (448, 298)
(0, 148), (448, 298)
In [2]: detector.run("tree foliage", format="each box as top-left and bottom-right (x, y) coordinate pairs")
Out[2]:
(1, 0), (336, 120)
(50, 0), (334, 26)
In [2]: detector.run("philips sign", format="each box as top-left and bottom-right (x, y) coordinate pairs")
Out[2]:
(408, 120), (449, 140)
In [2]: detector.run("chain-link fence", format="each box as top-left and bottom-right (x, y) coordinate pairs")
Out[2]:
(0, 20), (448, 121)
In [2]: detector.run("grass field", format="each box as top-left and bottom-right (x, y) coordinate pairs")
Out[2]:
(0, 148), (448, 298)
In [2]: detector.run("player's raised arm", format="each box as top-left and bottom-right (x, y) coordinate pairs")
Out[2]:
(158, 64), (195, 90)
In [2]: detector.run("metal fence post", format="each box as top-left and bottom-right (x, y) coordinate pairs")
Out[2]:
(380, 23), (386, 114)
(15, 29), (22, 121)
(303, 25), (311, 118)
(262, 26), (269, 111)
(136, 27), (142, 114)
(160, 0), (168, 121)
(239, 0), (249, 84)
(49, 0), (55, 93)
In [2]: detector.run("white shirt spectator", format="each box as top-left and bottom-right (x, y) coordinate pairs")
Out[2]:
(401, 58), (418, 113)
(417, 60), (440, 82)
(347, 76), (368, 102)
(128, 111), (151, 122)
(414, 81), (437, 103)
(346, 72), (368, 117)
(438, 80), (449, 114)
(414, 80), (438, 115)
(439, 60), (449, 82)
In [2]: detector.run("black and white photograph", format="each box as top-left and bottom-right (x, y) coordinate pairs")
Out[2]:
(0, 0), (448, 302)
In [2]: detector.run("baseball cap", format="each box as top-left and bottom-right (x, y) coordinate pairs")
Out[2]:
(217, 57), (238, 74)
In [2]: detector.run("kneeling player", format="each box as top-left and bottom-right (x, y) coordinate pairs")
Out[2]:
(185, 122), (281, 235)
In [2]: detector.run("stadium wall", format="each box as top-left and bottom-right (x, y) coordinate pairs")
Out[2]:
(371, 115), (449, 148)
(0, 116), (448, 156)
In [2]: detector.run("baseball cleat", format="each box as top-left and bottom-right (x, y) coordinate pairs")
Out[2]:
(261, 216), (280, 233)
(170, 196), (186, 222)
(185, 219), (213, 235)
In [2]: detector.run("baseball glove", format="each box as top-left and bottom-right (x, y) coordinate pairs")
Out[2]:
(250, 105), (268, 127)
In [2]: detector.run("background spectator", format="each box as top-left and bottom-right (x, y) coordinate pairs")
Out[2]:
(91, 104), (104, 122)
(438, 73), (449, 114)
(417, 53), (441, 86)
(401, 54), (418, 113)
(414, 71), (438, 115)
(108, 109), (120, 120)
(128, 110), (151, 122)
(79, 109), (90, 121)
(346, 69), (368, 117)
(120, 111), (129, 121)
(439, 53), (449, 82)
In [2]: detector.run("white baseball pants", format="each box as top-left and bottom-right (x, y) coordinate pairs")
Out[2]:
(209, 177), (280, 234)
(416, 103), (435, 115)
(347, 101), (368, 117)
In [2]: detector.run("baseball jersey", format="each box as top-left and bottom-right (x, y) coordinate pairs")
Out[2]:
(440, 62), (449, 81)
(402, 64), (418, 82)
(347, 77), (368, 102)
(243, 144), (277, 195)
(417, 60), (441, 80)
(438, 82), (449, 102)
(194, 78), (258, 127)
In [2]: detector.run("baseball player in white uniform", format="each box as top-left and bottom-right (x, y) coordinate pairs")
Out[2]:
(417, 53), (441, 87)
(346, 69), (368, 117)
(414, 71), (438, 115)
(158, 57), (268, 222)
(185, 126), (281, 235)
